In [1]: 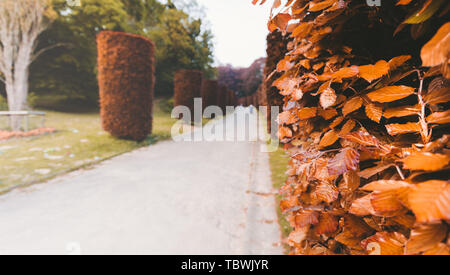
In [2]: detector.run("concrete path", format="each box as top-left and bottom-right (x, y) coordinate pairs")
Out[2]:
(0, 108), (282, 255)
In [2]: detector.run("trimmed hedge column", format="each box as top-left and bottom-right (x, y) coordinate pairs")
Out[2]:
(174, 69), (203, 122)
(264, 30), (290, 133)
(97, 31), (155, 141)
(201, 79), (218, 111)
(217, 85), (228, 113)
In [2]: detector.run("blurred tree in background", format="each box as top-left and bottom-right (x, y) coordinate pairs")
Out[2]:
(217, 58), (265, 97)
(24, 0), (214, 109)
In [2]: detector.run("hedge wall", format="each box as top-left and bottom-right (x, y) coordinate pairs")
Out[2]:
(217, 85), (228, 112)
(256, 0), (450, 255)
(201, 79), (218, 111)
(97, 31), (155, 141)
(227, 89), (236, 108)
(174, 69), (203, 122)
(264, 30), (290, 133)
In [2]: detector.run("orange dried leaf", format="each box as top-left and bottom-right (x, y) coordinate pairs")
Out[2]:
(297, 107), (318, 120)
(365, 103), (383, 123)
(362, 232), (406, 255)
(389, 214), (416, 228)
(343, 131), (379, 147)
(389, 55), (411, 70)
(320, 87), (337, 109)
(278, 111), (298, 125)
(386, 122), (421, 135)
(370, 189), (407, 217)
(408, 180), (450, 223)
(315, 213), (339, 235)
(327, 148), (360, 176)
(314, 181), (339, 203)
(421, 22), (450, 67)
(342, 97), (363, 116)
(341, 170), (360, 193)
(424, 87), (450, 105)
(288, 227), (308, 246)
(280, 196), (299, 212)
(295, 211), (320, 227)
(403, 152), (450, 171)
(319, 129), (339, 148)
(278, 126), (293, 139)
(292, 22), (313, 38)
(361, 180), (412, 192)
(358, 162), (395, 179)
(423, 243), (450, 255)
(292, 89), (304, 101)
(319, 108), (338, 120)
(406, 223), (448, 254)
(427, 110), (450, 124)
(270, 13), (292, 31)
(276, 58), (294, 72)
(329, 116), (344, 128)
(384, 105), (420, 118)
(367, 86), (415, 103)
(309, 0), (336, 12)
(359, 60), (390, 82)
(335, 230), (364, 249)
(339, 120), (356, 136)
(397, 0), (413, 5)
(350, 195), (375, 216)
(343, 215), (373, 238)
(331, 66), (359, 80)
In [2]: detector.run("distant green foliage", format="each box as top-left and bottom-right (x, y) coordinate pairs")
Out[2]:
(0, 95), (7, 111)
(30, 0), (215, 106)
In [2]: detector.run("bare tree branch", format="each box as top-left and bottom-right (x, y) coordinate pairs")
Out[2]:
(31, 43), (69, 63)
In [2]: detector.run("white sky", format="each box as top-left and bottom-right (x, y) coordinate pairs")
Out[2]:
(195, 0), (270, 68)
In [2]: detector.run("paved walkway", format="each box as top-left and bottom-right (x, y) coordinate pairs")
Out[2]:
(0, 108), (282, 255)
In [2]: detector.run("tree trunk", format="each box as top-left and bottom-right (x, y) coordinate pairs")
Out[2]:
(5, 66), (29, 131)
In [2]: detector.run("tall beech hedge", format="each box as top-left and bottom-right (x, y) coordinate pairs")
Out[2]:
(255, 0), (450, 255)
(217, 85), (228, 112)
(264, 30), (290, 133)
(227, 89), (236, 107)
(97, 31), (155, 141)
(201, 79), (218, 110)
(174, 69), (203, 122)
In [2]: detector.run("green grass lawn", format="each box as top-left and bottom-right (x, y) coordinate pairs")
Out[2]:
(0, 99), (176, 194)
(268, 146), (293, 247)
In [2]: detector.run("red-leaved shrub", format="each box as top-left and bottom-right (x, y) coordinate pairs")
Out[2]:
(97, 31), (155, 141)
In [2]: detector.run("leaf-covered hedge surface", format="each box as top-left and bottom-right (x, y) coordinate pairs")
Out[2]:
(201, 79), (219, 111)
(265, 30), (291, 133)
(254, 0), (450, 255)
(217, 85), (228, 112)
(97, 31), (155, 141)
(174, 69), (203, 121)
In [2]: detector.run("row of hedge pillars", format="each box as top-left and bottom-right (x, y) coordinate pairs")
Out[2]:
(174, 70), (238, 122)
(239, 93), (258, 107)
(97, 30), (240, 141)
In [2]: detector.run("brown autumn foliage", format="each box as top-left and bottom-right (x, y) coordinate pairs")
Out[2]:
(257, 84), (268, 107)
(217, 85), (228, 113)
(264, 30), (291, 133)
(174, 69), (203, 122)
(97, 31), (155, 141)
(254, 0), (450, 255)
(227, 89), (237, 108)
(201, 79), (219, 111)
